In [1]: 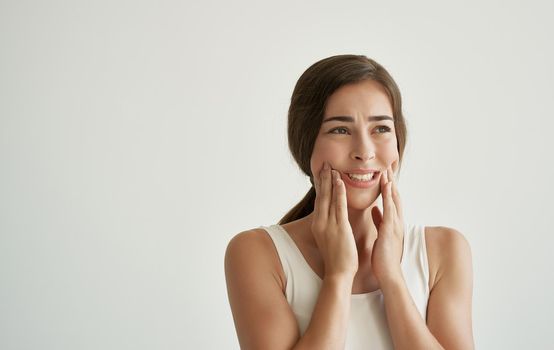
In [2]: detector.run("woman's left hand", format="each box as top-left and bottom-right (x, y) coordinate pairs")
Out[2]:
(370, 161), (405, 285)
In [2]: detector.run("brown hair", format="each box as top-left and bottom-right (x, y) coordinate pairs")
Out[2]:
(277, 54), (408, 225)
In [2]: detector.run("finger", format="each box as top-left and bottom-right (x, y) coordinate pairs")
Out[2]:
(391, 159), (399, 175)
(379, 168), (387, 221)
(390, 176), (404, 222)
(387, 165), (394, 183)
(379, 168), (386, 213)
(319, 162), (332, 220)
(380, 167), (388, 193)
(312, 168), (321, 218)
(329, 169), (338, 223)
(313, 164), (324, 193)
(314, 163), (323, 220)
(388, 165), (399, 218)
(381, 170), (394, 223)
(386, 181), (395, 223)
(335, 171), (348, 225)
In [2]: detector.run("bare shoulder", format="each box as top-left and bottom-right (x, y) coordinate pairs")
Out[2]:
(424, 226), (472, 291)
(224, 228), (298, 349)
(424, 226), (474, 348)
(425, 226), (471, 250)
(225, 228), (268, 254)
(225, 228), (278, 259)
(224, 228), (286, 292)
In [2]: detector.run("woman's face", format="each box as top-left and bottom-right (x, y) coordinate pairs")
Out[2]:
(310, 79), (399, 210)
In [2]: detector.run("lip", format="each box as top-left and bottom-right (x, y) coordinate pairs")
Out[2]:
(345, 168), (381, 174)
(340, 170), (381, 189)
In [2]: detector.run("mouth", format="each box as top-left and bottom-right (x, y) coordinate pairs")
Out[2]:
(340, 171), (381, 188)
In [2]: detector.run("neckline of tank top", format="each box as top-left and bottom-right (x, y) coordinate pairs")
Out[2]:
(272, 223), (411, 299)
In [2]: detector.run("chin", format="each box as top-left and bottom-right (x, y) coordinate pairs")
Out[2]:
(345, 190), (380, 211)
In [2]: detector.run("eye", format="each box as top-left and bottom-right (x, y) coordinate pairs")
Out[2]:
(328, 126), (392, 135)
(329, 127), (349, 134)
(376, 126), (392, 133)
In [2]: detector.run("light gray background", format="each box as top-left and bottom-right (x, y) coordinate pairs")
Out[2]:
(1, 0), (553, 349)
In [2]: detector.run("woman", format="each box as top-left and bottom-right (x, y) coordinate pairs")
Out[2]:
(224, 54), (474, 349)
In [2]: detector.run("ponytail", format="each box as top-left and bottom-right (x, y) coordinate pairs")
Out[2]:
(277, 186), (316, 225)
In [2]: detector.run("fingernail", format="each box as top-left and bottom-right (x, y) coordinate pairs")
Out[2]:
(324, 162), (329, 170)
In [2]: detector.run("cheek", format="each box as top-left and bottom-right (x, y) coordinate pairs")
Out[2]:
(380, 137), (399, 163)
(310, 141), (342, 174)
(310, 136), (399, 174)
(382, 147), (399, 163)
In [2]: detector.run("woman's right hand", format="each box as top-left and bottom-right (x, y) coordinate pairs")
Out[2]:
(311, 162), (359, 279)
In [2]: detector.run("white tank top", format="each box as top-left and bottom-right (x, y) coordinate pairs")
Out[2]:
(260, 223), (430, 350)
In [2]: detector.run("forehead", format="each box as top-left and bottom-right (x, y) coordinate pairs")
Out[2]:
(324, 80), (392, 116)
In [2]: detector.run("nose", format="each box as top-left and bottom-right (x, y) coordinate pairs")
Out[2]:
(350, 132), (376, 161)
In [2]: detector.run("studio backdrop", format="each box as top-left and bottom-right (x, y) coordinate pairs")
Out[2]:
(1, 0), (553, 349)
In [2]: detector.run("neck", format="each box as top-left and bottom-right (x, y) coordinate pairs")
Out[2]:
(347, 200), (379, 257)
(304, 198), (380, 257)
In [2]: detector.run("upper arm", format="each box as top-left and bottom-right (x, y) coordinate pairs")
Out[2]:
(224, 229), (300, 350)
(426, 227), (475, 350)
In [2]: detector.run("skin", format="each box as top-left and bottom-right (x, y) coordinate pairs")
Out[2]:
(224, 78), (474, 349)
(299, 79), (403, 287)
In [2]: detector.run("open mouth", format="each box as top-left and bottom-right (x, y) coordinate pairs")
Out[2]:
(346, 172), (378, 182)
(341, 171), (381, 188)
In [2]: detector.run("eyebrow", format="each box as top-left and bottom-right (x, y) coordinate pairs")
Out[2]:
(322, 115), (394, 123)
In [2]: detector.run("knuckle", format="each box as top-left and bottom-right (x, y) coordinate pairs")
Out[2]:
(320, 191), (328, 200)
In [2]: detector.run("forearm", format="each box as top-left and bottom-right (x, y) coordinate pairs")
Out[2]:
(381, 275), (444, 350)
(293, 274), (353, 350)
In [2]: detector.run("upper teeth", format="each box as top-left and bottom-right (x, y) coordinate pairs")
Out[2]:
(348, 172), (375, 181)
